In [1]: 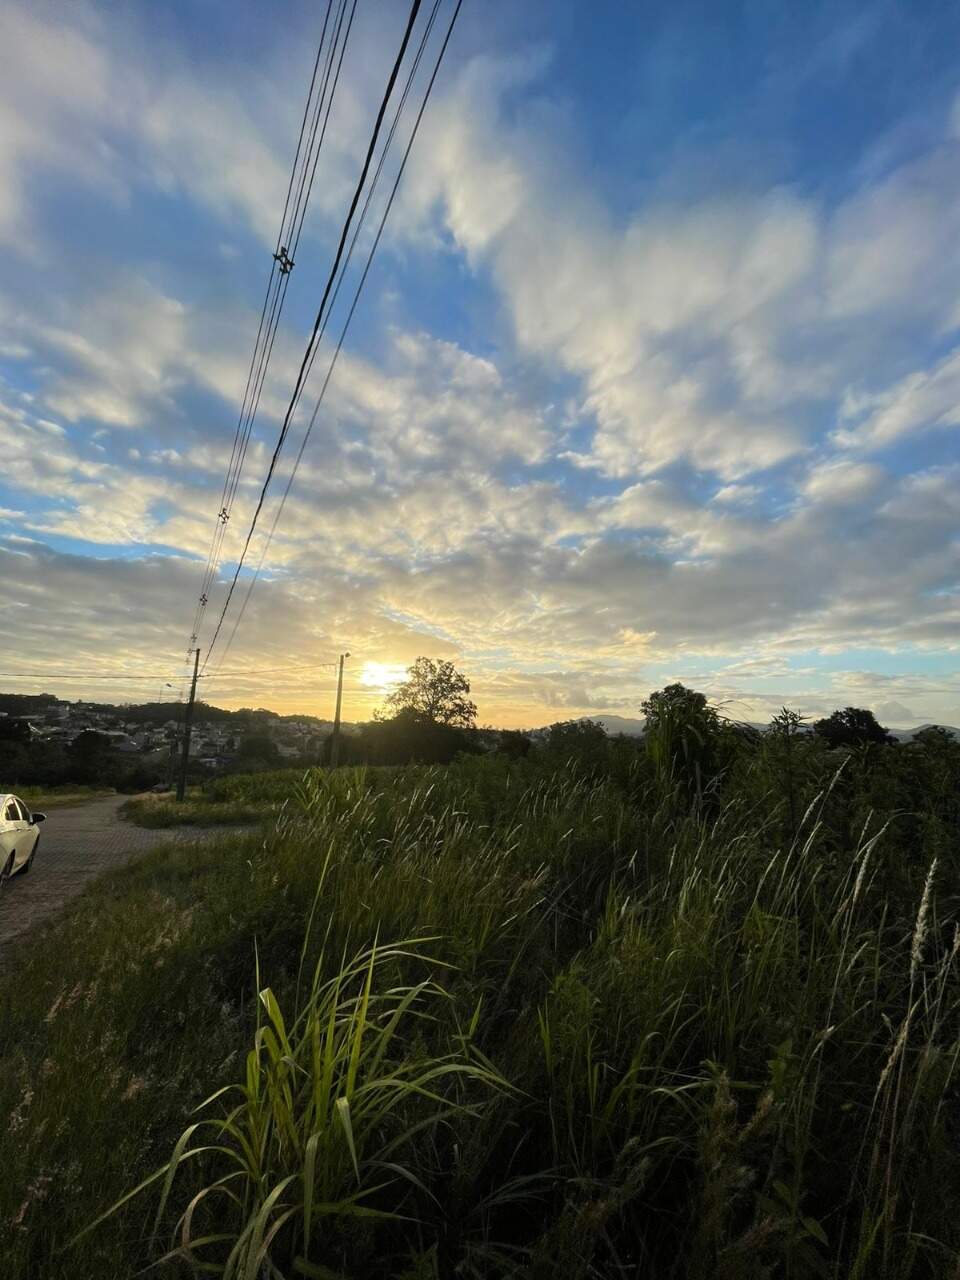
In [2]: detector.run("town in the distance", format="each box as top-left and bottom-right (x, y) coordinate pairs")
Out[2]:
(2, 685), (957, 795)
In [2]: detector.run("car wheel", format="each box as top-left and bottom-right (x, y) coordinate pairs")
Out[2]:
(22, 842), (36, 874)
(0, 853), (14, 889)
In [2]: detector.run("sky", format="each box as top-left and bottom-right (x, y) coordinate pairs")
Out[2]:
(1, 0), (959, 729)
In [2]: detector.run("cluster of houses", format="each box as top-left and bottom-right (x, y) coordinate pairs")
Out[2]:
(1, 700), (328, 771)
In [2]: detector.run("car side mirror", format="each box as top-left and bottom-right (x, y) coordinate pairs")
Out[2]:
(32, 811), (46, 824)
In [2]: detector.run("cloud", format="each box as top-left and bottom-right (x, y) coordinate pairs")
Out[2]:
(0, 4), (312, 253)
(403, 52), (960, 484)
(835, 346), (960, 450)
(825, 147), (960, 325)
(875, 700), (916, 725)
(0, 1), (448, 260)
(1, 9), (958, 729)
(329, 330), (551, 469)
(0, 7), (116, 246)
(712, 484), (762, 506)
(800, 459), (886, 506)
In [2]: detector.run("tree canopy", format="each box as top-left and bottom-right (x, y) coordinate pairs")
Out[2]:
(641, 683), (721, 795)
(383, 658), (478, 728)
(813, 707), (891, 748)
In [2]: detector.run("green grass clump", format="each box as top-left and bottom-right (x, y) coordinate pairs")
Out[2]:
(0, 784), (115, 809)
(1, 752), (958, 1278)
(120, 766), (321, 827)
(121, 795), (271, 828)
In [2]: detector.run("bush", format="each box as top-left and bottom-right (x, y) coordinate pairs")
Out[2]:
(2, 744), (958, 1278)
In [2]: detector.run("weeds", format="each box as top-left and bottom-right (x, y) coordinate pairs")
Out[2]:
(1, 751), (958, 1278)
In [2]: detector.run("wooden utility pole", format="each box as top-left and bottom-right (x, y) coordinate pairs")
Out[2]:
(176, 648), (201, 801)
(330, 651), (349, 767)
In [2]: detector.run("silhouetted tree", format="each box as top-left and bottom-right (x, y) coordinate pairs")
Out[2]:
(0, 717), (32, 744)
(768, 707), (808, 840)
(69, 729), (112, 760)
(356, 707), (477, 765)
(497, 729), (532, 758)
(543, 719), (608, 755)
(641, 683), (721, 798)
(67, 729), (114, 784)
(238, 733), (280, 762)
(813, 707), (891, 748)
(384, 658), (478, 728)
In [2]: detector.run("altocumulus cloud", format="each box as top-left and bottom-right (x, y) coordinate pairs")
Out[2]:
(0, 1), (957, 726)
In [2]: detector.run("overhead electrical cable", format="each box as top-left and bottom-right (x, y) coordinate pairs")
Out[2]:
(189, 0), (347, 652)
(213, 0), (462, 673)
(201, 0), (425, 671)
(0, 672), (209, 681)
(211, 0), (442, 675)
(186, 0), (350, 654)
(213, 0), (358, 554)
(204, 661), (341, 677)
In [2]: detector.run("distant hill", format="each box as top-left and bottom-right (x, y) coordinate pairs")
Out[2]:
(538, 716), (960, 743)
(0, 693), (332, 731)
(888, 723), (960, 742)
(3, 691), (958, 744)
(0, 692), (60, 716)
(594, 714), (646, 736)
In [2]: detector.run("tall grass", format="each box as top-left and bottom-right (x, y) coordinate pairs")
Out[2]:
(2, 752), (958, 1278)
(76, 936), (507, 1278)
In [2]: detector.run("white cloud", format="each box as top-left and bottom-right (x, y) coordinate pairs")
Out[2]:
(1, 11), (958, 727)
(403, 53), (960, 483)
(825, 147), (960, 323)
(0, 6), (116, 246)
(329, 330), (550, 469)
(801, 459), (886, 505)
(712, 483), (761, 506)
(835, 345), (960, 450)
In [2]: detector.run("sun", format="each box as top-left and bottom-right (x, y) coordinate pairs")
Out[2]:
(359, 661), (407, 691)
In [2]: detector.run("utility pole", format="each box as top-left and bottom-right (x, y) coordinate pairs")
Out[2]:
(176, 648), (201, 801)
(330, 651), (350, 767)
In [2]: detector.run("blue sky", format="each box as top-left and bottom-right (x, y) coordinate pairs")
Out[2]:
(1, 0), (958, 726)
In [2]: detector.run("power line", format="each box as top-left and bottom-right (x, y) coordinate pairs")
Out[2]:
(190, 0), (339, 624)
(209, 0), (358, 579)
(204, 661), (341, 677)
(0, 672), (203, 681)
(187, 0), (352, 654)
(202, 0), (426, 672)
(0, 665), (342, 681)
(215, 0), (462, 670)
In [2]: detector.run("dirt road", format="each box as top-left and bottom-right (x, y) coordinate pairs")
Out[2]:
(0, 795), (230, 954)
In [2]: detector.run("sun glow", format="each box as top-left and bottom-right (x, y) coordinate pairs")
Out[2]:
(359, 661), (407, 691)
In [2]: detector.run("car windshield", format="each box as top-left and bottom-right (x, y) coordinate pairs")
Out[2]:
(15, 799), (30, 821)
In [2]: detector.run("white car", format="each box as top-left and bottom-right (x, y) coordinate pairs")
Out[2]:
(0, 793), (46, 886)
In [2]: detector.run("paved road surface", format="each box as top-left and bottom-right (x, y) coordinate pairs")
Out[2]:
(0, 795), (231, 955)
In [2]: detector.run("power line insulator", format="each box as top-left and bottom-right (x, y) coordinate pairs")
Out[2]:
(218, 507), (229, 524)
(200, 593), (208, 607)
(273, 246), (295, 275)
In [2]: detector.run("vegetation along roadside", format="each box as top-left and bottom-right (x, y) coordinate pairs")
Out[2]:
(2, 697), (959, 1278)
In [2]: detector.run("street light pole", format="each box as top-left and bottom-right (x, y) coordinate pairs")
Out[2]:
(176, 648), (201, 802)
(330, 651), (350, 767)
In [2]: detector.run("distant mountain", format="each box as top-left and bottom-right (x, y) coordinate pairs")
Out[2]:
(594, 714), (647, 736)
(887, 724), (960, 742)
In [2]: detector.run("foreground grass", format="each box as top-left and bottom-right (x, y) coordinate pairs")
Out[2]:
(2, 756), (958, 1278)
(120, 795), (271, 828)
(0, 784), (115, 809)
(120, 768), (310, 827)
